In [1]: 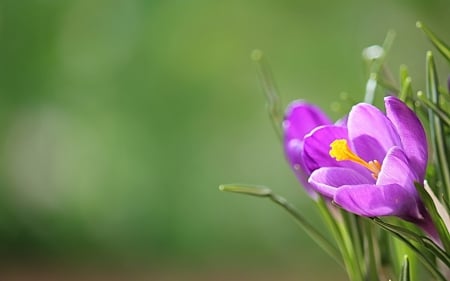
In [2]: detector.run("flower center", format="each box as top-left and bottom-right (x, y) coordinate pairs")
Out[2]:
(329, 139), (381, 179)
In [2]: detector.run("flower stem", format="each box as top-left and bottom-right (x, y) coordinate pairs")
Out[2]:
(417, 21), (450, 63)
(251, 49), (283, 139)
(425, 51), (450, 201)
(372, 218), (447, 281)
(267, 193), (343, 267)
(219, 184), (343, 268)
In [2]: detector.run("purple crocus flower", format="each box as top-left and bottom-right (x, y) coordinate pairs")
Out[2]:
(283, 101), (332, 197)
(284, 96), (430, 224)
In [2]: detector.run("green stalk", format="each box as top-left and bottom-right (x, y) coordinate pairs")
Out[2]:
(316, 200), (364, 281)
(353, 216), (366, 275)
(364, 73), (377, 105)
(363, 30), (396, 104)
(399, 64), (413, 102)
(425, 51), (450, 200)
(365, 221), (380, 281)
(390, 223), (420, 281)
(251, 49), (283, 139)
(417, 91), (450, 126)
(268, 193), (344, 267)
(416, 181), (450, 254)
(417, 22), (450, 63)
(339, 211), (365, 280)
(219, 184), (343, 267)
(373, 218), (446, 281)
(399, 255), (411, 281)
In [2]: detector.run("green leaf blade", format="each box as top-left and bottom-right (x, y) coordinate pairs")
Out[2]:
(417, 21), (450, 63)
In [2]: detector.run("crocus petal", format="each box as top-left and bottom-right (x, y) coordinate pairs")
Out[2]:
(308, 167), (374, 198)
(283, 100), (332, 195)
(384, 96), (428, 181)
(334, 183), (422, 219)
(283, 100), (332, 143)
(303, 125), (372, 180)
(283, 101), (332, 174)
(303, 125), (348, 171)
(285, 139), (316, 196)
(376, 146), (418, 196)
(347, 103), (401, 163)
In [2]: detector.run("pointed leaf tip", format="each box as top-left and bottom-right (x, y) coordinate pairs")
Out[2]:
(219, 184), (272, 197)
(418, 22), (450, 63)
(399, 255), (411, 281)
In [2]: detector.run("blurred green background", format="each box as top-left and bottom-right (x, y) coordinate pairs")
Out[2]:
(0, 0), (448, 279)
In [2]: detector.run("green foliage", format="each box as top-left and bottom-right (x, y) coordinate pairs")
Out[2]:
(223, 23), (450, 280)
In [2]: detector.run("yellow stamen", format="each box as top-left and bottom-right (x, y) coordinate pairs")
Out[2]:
(329, 139), (381, 178)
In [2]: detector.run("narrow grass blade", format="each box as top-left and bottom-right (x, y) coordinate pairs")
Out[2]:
(415, 181), (450, 253)
(251, 49), (283, 138)
(425, 51), (450, 199)
(219, 184), (342, 267)
(416, 91), (450, 126)
(399, 255), (411, 281)
(372, 218), (446, 281)
(399, 65), (413, 102)
(417, 22), (450, 63)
